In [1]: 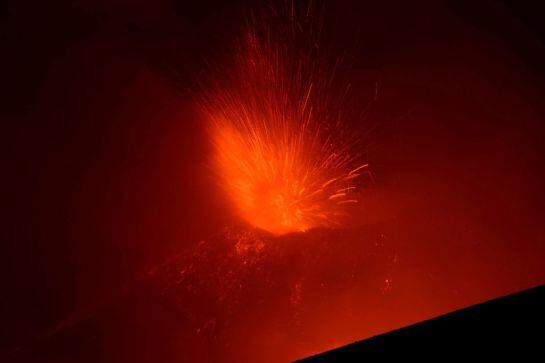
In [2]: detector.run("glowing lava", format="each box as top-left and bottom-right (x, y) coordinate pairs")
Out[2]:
(201, 23), (367, 235)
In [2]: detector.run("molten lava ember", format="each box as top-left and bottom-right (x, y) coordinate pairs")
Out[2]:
(201, 19), (368, 235)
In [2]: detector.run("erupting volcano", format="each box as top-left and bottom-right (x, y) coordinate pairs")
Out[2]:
(201, 13), (368, 235)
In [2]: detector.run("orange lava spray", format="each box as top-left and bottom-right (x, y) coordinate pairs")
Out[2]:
(201, 6), (368, 235)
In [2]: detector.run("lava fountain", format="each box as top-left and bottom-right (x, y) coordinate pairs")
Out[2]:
(200, 8), (368, 235)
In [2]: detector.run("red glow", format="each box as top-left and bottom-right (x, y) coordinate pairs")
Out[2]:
(201, 28), (368, 235)
(13, 1), (545, 363)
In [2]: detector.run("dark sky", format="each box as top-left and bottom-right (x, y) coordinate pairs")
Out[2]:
(2, 0), (545, 361)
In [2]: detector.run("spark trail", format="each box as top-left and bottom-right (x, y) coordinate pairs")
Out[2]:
(201, 7), (368, 235)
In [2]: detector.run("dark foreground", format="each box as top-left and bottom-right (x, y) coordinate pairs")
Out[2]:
(301, 284), (545, 360)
